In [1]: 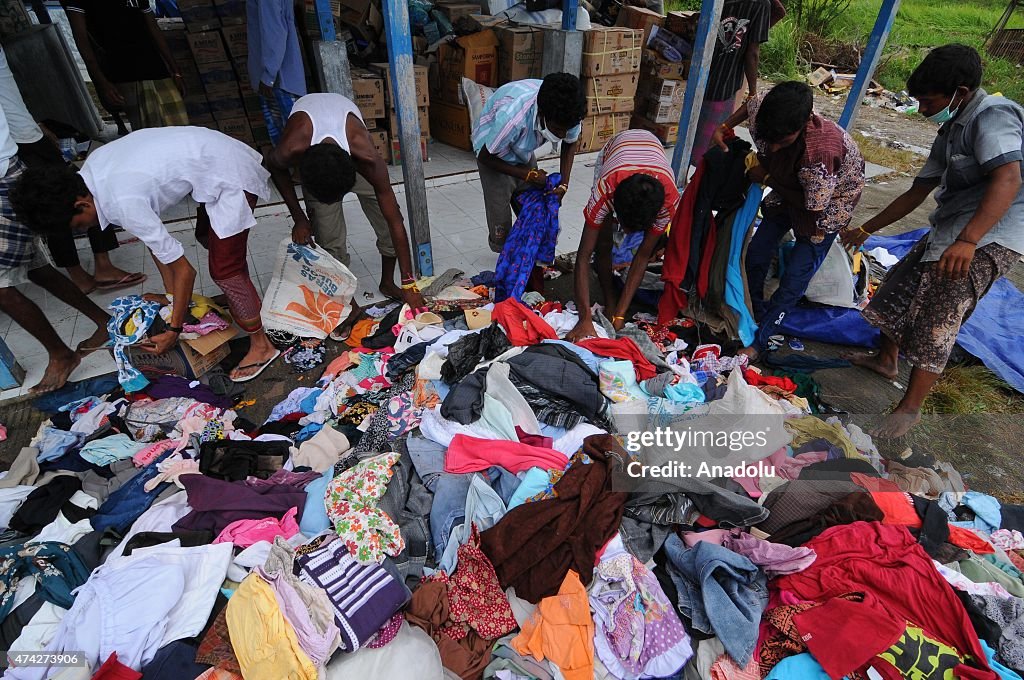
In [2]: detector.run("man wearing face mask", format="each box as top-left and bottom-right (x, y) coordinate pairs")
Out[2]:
(709, 81), (865, 360)
(840, 45), (1024, 438)
(472, 73), (587, 253)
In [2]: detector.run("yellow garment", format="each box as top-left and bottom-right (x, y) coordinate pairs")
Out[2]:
(511, 570), (594, 680)
(785, 415), (863, 459)
(225, 573), (317, 680)
(744, 150), (761, 173)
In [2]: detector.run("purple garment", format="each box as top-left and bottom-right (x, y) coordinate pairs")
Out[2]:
(255, 566), (338, 666)
(244, 468), (322, 491)
(143, 375), (236, 409)
(722, 532), (816, 577)
(172, 474), (306, 534)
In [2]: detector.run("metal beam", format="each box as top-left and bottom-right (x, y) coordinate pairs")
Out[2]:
(670, 0), (725, 185)
(312, 41), (354, 99)
(313, 0), (335, 41)
(382, 0), (433, 277)
(561, 0), (579, 31)
(838, 0), (901, 131)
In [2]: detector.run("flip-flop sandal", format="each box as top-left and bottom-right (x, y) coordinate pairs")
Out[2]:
(95, 272), (146, 290)
(77, 339), (114, 353)
(231, 349), (281, 383)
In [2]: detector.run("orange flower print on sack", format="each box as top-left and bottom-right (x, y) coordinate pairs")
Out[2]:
(283, 285), (348, 334)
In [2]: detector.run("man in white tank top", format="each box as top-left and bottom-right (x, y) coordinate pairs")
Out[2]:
(264, 93), (426, 311)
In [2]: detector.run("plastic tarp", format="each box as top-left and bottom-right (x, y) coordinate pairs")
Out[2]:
(778, 228), (1024, 394)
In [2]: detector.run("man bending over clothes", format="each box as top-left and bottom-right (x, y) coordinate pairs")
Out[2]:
(13, 126), (279, 383)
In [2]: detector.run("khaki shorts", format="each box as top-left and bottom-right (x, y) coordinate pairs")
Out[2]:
(0, 237), (54, 287)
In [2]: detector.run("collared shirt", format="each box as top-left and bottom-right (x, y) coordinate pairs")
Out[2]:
(80, 127), (271, 265)
(584, 130), (680, 233)
(247, 0), (307, 98)
(749, 92), (865, 241)
(472, 79), (582, 165)
(916, 89), (1024, 260)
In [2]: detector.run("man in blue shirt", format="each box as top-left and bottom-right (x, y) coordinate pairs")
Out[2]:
(247, 0), (307, 144)
(472, 73), (587, 253)
(842, 45), (1024, 437)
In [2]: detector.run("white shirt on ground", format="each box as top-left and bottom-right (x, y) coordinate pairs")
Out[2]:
(79, 127), (271, 265)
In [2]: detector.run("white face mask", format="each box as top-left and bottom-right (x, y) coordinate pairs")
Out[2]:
(537, 117), (563, 144)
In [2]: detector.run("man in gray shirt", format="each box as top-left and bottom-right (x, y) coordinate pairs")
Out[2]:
(842, 44), (1023, 437)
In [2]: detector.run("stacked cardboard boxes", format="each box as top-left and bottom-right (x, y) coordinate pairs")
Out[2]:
(370, 62), (431, 165)
(629, 9), (698, 146)
(578, 26), (642, 153)
(163, 21), (213, 126)
(186, 30), (252, 145)
(428, 29), (496, 153)
(351, 68), (389, 160)
(494, 24), (544, 84)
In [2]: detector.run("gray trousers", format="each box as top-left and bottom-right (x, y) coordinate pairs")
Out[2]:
(476, 156), (537, 253)
(304, 173), (396, 265)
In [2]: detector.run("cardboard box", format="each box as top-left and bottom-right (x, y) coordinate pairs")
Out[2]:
(665, 10), (699, 41)
(582, 27), (642, 77)
(388, 106), (431, 138)
(212, 0), (245, 23)
(131, 326), (235, 380)
(631, 114), (678, 145)
(429, 100), (472, 151)
(187, 30), (228, 65)
(638, 74), (685, 105)
(337, 0), (370, 27)
(198, 61), (237, 87)
(371, 63), (429, 108)
(352, 69), (386, 120)
(643, 98), (682, 124)
(232, 59), (251, 89)
(436, 2), (481, 23)
(615, 5), (664, 45)
(217, 116), (255, 144)
(369, 129), (389, 160)
(221, 24), (248, 59)
(436, 30), (498, 103)
(495, 25), (544, 84)
(577, 112), (631, 153)
(205, 83), (245, 121)
(640, 49), (688, 80)
(0, 338), (25, 390)
(389, 137), (429, 166)
(584, 72), (638, 116)
(184, 94), (212, 120)
(178, 0), (220, 32)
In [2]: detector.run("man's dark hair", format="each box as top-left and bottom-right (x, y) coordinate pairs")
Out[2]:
(537, 72), (587, 129)
(907, 44), (983, 97)
(613, 174), (665, 231)
(299, 143), (357, 204)
(757, 81), (814, 143)
(10, 165), (89, 235)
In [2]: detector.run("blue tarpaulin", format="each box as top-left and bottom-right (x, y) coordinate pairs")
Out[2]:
(777, 228), (1024, 393)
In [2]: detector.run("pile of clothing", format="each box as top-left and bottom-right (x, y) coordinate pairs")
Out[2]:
(0, 276), (1021, 680)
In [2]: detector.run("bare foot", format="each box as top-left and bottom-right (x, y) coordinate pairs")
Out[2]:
(330, 305), (365, 342)
(76, 325), (110, 355)
(870, 408), (922, 439)
(229, 345), (280, 381)
(844, 350), (899, 380)
(379, 280), (403, 301)
(29, 350), (81, 394)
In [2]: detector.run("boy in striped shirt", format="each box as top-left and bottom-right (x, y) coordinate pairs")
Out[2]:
(567, 130), (681, 341)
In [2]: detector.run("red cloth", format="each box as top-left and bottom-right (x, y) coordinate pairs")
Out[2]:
(743, 369), (797, 392)
(446, 435), (568, 474)
(774, 522), (997, 679)
(92, 653), (142, 680)
(659, 162), (705, 324)
(575, 337), (657, 380)
(850, 473), (994, 554)
(492, 298), (558, 346)
(516, 426), (553, 449)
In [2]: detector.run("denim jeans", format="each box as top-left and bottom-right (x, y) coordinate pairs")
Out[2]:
(745, 213), (837, 350)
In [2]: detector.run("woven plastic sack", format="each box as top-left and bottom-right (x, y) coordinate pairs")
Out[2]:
(260, 239), (357, 339)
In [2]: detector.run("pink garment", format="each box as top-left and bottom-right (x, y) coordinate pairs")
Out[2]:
(133, 439), (179, 467)
(722, 532), (816, 577)
(320, 351), (357, 383)
(681, 529), (733, 548)
(730, 447), (829, 498)
(445, 435), (569, 474)
(213, 506), (301, 548)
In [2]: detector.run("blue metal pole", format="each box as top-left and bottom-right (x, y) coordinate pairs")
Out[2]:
(838, 0), (902, 131)
(670, 0), (725, 185)
(562, 0), (579, 31)
(382, 0), (433, 277)
(313, 0), (335, 42)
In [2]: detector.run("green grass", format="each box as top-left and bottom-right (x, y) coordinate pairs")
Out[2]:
(665, 0), (1024, 103)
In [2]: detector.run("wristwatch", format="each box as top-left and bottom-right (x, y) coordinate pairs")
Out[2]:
(167, 325), (183, 334)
